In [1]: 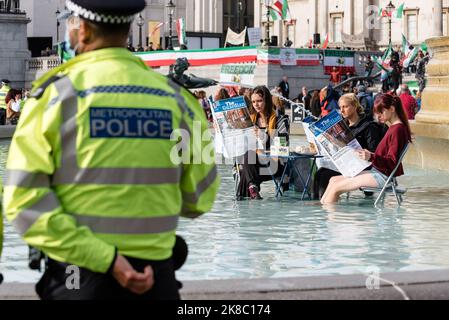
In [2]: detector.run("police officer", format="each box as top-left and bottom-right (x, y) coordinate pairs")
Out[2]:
(3, 0), (219, 300)
(0, 79), (11, 125)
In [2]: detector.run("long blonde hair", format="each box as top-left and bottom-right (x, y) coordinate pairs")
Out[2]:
(339, 93), (364, 115)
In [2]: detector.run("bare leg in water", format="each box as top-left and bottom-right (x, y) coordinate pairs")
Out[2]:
(321, 171), (378, 205)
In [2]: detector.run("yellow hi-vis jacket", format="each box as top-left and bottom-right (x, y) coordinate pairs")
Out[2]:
(3, 48), (219, 274)
(0, 85), (11, 110)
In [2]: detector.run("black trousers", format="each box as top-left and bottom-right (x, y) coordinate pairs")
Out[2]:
(0, 108), (5, 125)
(36, 257), (180, 300)
(236, 151), (284, 198)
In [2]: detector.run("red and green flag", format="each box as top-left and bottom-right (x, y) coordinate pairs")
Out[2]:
(269, 6), (282, 21)
(323, 50), (356, 75)
(378, 3), (404, 18)
(176, 18), (187, 46)
(421, 42), (428, 53)
(373, 42), (394, 81)
(321, 33), (329, 50)
(379, 7), (392, 17)
(402, 33), (411, 53)
(401, 34), (418, 68)
(395, 3), (405, 19)
(273, 0), (289, 20)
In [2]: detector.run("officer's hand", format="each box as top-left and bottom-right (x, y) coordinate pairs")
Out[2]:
(112, 255), (154, 295)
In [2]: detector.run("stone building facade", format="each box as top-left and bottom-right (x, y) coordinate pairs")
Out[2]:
(255, 0), (447, 50)
(0, 6), (31, 89)
(19, 0), (226, 51)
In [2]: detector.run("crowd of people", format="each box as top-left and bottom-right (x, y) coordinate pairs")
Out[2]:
(207, 67), (415, 203)
(290, 52), (425, 123)
(127, 42), (188, 53)
(0, 79), (29, 126)
(287, 68), (414, 203)
(2, 43), (425, 206)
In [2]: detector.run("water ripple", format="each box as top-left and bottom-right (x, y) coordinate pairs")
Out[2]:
(2, 138), (449, 283)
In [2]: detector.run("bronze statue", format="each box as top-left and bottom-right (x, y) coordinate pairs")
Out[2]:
(168, 57), (218, 89)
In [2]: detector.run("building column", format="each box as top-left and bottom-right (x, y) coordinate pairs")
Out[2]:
(343, 0), (354, 36)
(433, 0), (443, 37)
(185, 0), (195, 32)
(312, 0), (318, 34)
(194, 0), (201, 32)
(361, 0), (370, 38)
(320, 0), (328, 37)
(349, 0), (354, 35)
(202, 0), (210, 32)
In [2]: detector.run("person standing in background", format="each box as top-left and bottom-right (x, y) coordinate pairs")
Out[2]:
(399, 84), (418, 120)
(278, 76), (290, 100)
(0, 79), (11, 125)
(329, 67), (342, 86)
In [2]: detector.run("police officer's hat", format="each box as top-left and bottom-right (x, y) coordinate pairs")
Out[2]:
(1, 79), (10, 85)
(65, 0), (146, 24)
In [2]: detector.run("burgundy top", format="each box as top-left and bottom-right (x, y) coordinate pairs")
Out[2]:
(372, 123), (410, 177)
(400, 93), (418, 120)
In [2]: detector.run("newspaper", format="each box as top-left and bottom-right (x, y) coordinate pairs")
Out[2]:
(308, 111), (371, 178)
(211, 96), (257, 158)
(302, 120), (338, 172)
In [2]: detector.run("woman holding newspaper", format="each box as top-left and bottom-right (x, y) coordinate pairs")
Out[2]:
(313, 94), (387, 199)
(321, 94), (412, 205)
(236, 86), (287, 200)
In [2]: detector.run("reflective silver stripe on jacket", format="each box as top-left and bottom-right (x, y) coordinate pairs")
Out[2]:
(182, 165), (218, 204)
(72, 214), (179, 235)
(13, 192), (60, 235)
(3, 170), (51, 188)
(52, 76), (182, 185)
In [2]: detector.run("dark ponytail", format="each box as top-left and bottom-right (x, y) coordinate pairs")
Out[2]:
(374, 93), (412, 142)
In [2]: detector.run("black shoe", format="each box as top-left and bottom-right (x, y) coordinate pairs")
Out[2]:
(282, 183), (290, 192)
(235, 195), (244, 201)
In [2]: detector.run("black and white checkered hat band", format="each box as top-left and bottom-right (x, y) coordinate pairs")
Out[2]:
(66, 0), (137, 24)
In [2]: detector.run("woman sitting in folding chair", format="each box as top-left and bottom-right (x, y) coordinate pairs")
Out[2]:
(236, 86), (288, 200)
(313, 93), (387, 200)
(321, 93), (412, 205)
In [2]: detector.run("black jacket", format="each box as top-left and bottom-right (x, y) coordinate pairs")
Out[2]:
(297, 93), (311, 111)
(278, 81), (290, 99)
(348, 115), (387, 152)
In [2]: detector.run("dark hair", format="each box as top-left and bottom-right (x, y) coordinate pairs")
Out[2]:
(374, 94), (412, 142)
(84, 19), (131, 39)
(5, 89), (18, 104)
(251, 86), (274, 119)
(240, 95), (253, 115)
(214, 88), (230, 101)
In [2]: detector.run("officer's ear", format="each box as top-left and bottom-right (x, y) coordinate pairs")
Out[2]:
(78, 19), (95, 45)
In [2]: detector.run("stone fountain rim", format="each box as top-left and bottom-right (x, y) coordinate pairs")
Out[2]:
(426, 36), (449, 49)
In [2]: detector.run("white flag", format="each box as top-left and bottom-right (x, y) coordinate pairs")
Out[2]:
(225, 27), (247, 46)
